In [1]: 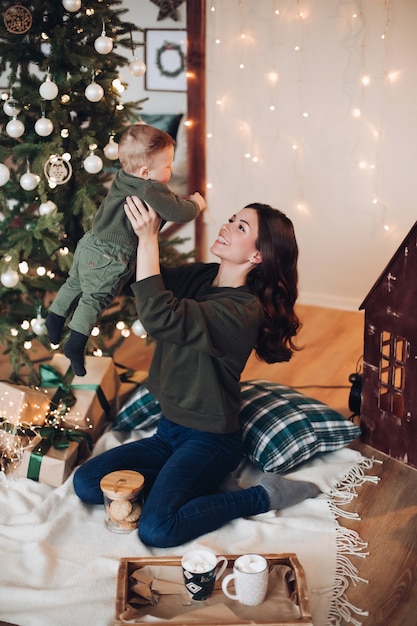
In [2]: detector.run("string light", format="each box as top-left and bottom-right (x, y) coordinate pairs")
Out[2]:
(206, 0), (401, 260)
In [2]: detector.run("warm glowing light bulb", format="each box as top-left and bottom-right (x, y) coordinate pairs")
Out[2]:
(384, 224), (390, 231)
(116, 321), (125, 330)
(24, 341), (32, 350)
(215, 38), (221, 44)
(361, 75), (370, 86)
(37, 266), (46, 276)
(91, 326), (100, 336)
(268, 71), (278, 83)
(352, 108), (361, 118)
(21, 320), (30, 330)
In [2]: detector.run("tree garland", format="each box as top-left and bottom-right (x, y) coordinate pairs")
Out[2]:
(155, 40), (185, 78)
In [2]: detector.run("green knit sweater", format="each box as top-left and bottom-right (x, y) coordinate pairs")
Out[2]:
(92, 168), (199, 255)
(131, 262), (264, 434)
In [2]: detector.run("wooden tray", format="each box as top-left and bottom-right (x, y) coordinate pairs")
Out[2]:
(114, 553), (312, 625)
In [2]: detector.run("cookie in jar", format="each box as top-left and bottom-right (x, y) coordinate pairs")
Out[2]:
(100, 470), (145, 533)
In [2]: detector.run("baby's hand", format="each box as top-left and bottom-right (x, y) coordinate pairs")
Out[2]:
(190, 192), (206, 213)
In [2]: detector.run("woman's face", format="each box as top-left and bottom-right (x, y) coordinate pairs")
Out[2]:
(210, 207), (260, 265)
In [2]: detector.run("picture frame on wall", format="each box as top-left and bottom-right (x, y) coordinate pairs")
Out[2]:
(144, 29), (187, 92)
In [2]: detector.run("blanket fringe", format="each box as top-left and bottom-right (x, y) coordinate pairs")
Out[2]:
(325, 455), (381, 626)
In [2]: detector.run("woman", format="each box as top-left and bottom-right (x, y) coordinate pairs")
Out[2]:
(73, 198), (319, 548)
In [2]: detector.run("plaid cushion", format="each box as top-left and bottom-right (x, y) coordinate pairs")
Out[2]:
(112, 384), (162, 431)
(239, 380), (360, 472)
(112, 379), (361, 473)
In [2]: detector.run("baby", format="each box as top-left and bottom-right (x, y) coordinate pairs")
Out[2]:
(46, 123), (205, 376)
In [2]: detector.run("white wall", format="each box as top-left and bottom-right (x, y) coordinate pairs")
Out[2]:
(120, 0), (187, 114)
(205, 0), (417, 310)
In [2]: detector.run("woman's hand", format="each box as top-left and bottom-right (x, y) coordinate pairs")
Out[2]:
(124, 195), (162, 239)
(124, 196), (162, 281)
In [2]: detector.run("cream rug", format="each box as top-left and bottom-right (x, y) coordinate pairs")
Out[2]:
(0, 429), (379, 626)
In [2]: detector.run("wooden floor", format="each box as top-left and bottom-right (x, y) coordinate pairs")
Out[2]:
(1, 304), (417, 625)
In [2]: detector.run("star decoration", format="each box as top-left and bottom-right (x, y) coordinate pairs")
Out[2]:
(150, 0), (185, 21)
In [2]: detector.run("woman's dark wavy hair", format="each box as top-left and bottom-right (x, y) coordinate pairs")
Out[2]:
(245, 202), (301, 363)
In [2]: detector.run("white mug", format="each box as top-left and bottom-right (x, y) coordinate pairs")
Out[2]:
(222, 554), (268, 606)
(181, 549), (228, 601)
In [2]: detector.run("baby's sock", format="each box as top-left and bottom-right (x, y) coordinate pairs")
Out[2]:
(45, 312), (66, 344)
(259, 474), (320, 510)
(64, 330), (88, 377)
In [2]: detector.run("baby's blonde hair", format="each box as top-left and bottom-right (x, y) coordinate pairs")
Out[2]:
(118, 123), (175, 174)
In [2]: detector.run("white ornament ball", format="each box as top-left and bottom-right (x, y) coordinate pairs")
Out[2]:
(3, 98), (21, 117)
(39, 200), (57, 216)
(132, 319), (147, 337)
(85, 82), (104, 103)
(129, 59), (146, 77)
(1, 269), (19, 288)
(20, 172), (39, 191)
(0, 163), (10, 186)
(94, 35), (113, 55)
(103, 139), (119, 160)
(39, 79), (59, 100)
(31, 316), (47, 336)
(83, 153), (103, 174)
(6, 117), (24, 138)
(35, 117), (54, 137)
(62, 0), (82, 11)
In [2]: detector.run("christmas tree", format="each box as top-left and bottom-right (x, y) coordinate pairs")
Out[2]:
(0, 1), (190, 384)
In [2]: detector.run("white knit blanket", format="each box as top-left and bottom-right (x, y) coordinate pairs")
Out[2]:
(0, 431), (379, 626)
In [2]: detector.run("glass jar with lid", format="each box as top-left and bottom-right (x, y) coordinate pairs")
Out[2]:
(100, 470), (145, 534)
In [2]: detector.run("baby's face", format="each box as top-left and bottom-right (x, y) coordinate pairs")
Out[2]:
(147, 146), (175, 184)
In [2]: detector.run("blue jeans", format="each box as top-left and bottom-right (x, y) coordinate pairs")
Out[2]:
(73, 416), (270, 548)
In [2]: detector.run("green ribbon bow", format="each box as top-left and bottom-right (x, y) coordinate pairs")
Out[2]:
(39, 363), (110, 415)
(39, 363), (77, 412)
(26, 427), (93, 482)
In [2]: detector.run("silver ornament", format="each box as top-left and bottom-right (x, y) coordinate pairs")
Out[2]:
(83, 153), (103, 174)
(39, 79), (59, 100)
(0, 163), (10, 186)
(3, 98), (21, 116)
(35, 116), (54, 137)
(85, 82), (104, 102)
(129, 59), (146, 77)
(94, 35), (113, 55)
(6, 117), (24, 138)
(1, 269), (19, 288)
(20, 172), (39, 191)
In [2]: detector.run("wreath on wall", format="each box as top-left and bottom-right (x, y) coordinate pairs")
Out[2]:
(155, 40), (185, 78)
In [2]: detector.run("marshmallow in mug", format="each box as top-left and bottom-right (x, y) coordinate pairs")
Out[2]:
(182, 553), (216, 573)
(236, 554), (266, 573)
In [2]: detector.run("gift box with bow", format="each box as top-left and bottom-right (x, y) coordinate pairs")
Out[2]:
(39, 354), (120, 443)
(14, 427), (92, 487)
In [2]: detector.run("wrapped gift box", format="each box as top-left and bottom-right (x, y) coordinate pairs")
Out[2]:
(41, 354), (120, 443)
(15, 436), (79, 487)
(0, 381), (50, 426)
(115, 367), (149, 412)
